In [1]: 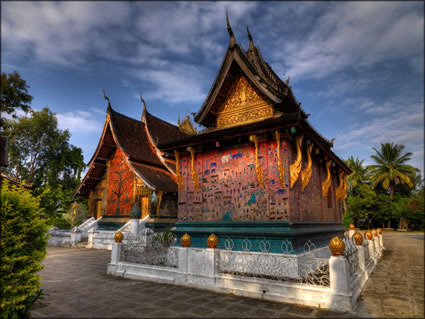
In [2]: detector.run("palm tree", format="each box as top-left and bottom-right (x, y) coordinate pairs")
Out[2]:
(369, 143), (418, 228)
(345, 156), (370, 195)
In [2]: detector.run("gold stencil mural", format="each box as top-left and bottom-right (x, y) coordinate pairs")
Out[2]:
(290, 134), (304, 188)
(217, 76), (273, 128)
(275, 130), (285, 188)
(322, 160), (332, 197)
(249, 134), (264, 189)
(301, 143), (313, 192)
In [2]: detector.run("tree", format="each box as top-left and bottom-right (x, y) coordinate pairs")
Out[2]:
(345, 156), (370, 196)
(0, 71), (33, 131)
(346, 183), (376, 227)
(3, 107), (85, 217)
(368, 143), (418, 228)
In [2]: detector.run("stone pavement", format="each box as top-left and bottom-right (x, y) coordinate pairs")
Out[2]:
(31, 232), (424, 318)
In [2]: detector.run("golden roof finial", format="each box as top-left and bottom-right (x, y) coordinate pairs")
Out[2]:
(103, 89), (111, 108)
(140, 92), (147, 123)
(226, 10), (235, 47)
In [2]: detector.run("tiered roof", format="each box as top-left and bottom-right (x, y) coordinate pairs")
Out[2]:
(160, 15), (350, 174)
(73, 103), (186, 198)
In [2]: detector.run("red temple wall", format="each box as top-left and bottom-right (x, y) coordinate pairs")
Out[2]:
(178, 139), (291, 222)
(106, 148), (134, 216)
(289, 143), (343, 223)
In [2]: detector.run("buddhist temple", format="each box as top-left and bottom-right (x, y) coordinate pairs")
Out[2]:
(158, 17), (352, 252)
(73, 96), (187, 232)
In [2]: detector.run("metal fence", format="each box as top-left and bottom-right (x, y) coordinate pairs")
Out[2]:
(343, 235), (359, 277)
(217, 239), (330, 287)
(120, 231), (178, 268)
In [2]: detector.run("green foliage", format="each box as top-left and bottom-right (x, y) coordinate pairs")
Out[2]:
(4, 107), (86, 218)
(369, 142), (418, 199)
(66, 201), (88, 227)
(346, 184), (376, 223)
(0, 181), (48, 318)
(130, 203), (141, 219)
(345, 156), (370, 196)
(0, 71), (32, 130)
(342, 212), (353, 229)
(48, 216), (72, 229)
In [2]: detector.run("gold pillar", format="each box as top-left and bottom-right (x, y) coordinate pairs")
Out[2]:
(188, 147), (200, 192)
(249, 134), (264, 189)
(275, 130), (285, 188)
(174, 150), (183, 192)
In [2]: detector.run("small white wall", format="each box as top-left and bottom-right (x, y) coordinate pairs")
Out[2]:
(48, 228), (72, 246)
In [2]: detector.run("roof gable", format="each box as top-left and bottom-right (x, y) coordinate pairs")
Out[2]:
(216, 75), (274, 128)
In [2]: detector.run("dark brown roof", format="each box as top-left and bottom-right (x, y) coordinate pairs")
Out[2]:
(159, 112), (301, 150)
(145, 110), (188, 145)
(74, 106), (180, 198)
(109, 107), (162, 167)
(130, 161), (177, 192)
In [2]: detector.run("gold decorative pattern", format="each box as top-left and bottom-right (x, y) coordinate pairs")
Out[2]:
(275, 130), (285, 188)
(181, 233), (192, 248)
(178, 114), (197, 135)
(321, 160), (332, 197)
(217, 76), (273, 128)
(377, 228), (382, 235)
(365, 231), (373, 240)
(336, 171), (348, 201)
(290, 134), (304, 188)
(188, 147), (200, 192)
(349, 224), (355, 230)
(353, 232), (364, 246)
(372, 229), (378, 237)
(301, 143), (314, 192)
(328, 237), (345, 256)
(207, 234), (219, 249)
(174, 150), (183, 192)
(249, 134), (264, 189)
(114, 231), (123, 243)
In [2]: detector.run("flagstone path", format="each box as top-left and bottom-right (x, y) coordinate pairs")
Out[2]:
(31, 232), (424, 318)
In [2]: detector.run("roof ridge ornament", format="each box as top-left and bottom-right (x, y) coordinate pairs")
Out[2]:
(140, 92), (147, 123)
(226, 10), (236, 48)
(246, 25), (254, 49)
(103, 89), (111, 108)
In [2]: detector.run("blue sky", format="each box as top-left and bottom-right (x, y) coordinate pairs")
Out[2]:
(2, 2), (424, 174)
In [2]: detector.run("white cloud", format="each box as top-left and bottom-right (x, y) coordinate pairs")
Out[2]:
(277, 2), (424, 80)
(56, 111), (103, 134)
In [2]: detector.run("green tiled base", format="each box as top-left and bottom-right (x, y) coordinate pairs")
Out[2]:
(172, 221), (344, 254)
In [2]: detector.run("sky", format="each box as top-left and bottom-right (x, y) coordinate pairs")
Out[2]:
(2, 1), (424, 175)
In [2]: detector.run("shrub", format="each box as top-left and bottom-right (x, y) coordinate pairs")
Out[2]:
(130, 203), (141, 219)
(343, 212), (353, 229)
(0, 181), (48, 318)
(48, 216), (72, 229)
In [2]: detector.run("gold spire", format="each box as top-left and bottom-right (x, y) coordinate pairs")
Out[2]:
(178, 112), (197, 135)
(140, 92), (147, 123)
(103, 89), (111, 108)
(226, 10), (236, 47)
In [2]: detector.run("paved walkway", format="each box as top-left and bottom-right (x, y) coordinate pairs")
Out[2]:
(31, 232), (424, 318)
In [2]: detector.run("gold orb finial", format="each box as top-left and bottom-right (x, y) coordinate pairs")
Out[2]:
(365, 231), (372, 240)
(328, 236), (345, 256)
(349, 224), (355, 230)
(207, 234), (218, 249)
(181, 233), (192, 248)
(353, 232), (364, 246)
(377, 228), (382, 235)
(372, 229), (378, 237)
(114, 231), (123, 243)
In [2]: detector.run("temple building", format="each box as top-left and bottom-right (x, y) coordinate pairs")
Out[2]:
(73, 97), (188, 232)
(158, 18), (351, 252)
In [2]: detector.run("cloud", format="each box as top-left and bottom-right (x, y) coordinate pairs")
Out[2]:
(56, 111), (103, 134)
(274, 2), (424, 80)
